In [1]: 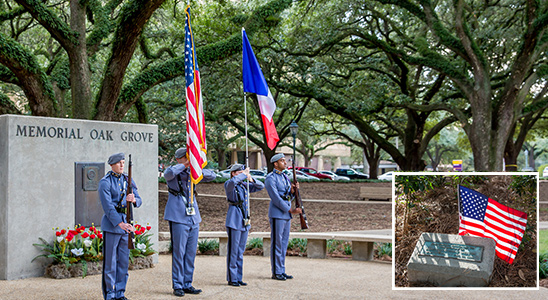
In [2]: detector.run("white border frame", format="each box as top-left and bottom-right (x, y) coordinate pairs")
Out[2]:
(391, 171), (540, 291)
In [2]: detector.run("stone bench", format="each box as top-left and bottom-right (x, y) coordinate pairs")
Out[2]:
(159, 231), (392, 261)
(359, 186), (392, 201)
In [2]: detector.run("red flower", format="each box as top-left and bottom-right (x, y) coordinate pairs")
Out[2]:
(90, 234), (96, 239)
(135, 224), (141, 230)
(55, 231), (62, 236)
(146, 226), (151, 231)
(89, 226), (96, 232)
(66, 233), (74, 242)
(69, 230), (78, 236)
(98, 233), (103, 239)
(78, 226), (85, 233)
(81, 232), (90, 238)
(60, 229), (66, 235)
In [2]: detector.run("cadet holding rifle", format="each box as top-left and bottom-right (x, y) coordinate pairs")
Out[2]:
(224, 163), (264, 287)
(99, 152), (142, 300)
(265, 154), (302, 281)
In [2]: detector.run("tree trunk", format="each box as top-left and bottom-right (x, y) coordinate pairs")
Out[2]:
(69, 0), (91, 119)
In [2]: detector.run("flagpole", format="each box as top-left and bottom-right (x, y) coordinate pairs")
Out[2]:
(243, 28), (251, 225)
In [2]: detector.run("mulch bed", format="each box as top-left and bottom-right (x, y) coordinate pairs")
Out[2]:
(159, 181), (393, 260)
(394, 175), (537, 287)
(158, 181), (392, 234)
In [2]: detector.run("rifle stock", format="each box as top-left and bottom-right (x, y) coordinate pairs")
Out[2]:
(292, 161), (309, 230)
(127, 154), (135, 250)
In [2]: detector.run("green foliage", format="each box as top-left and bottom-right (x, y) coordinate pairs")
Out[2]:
(343, 243), (352, 255)
(287, 238), (307, 253)
(245, 237), (263, 250)
(326, 239), (343, 253)
(376, 243), (392, 257)
(198, 239), (219, 254)
(540, 252), (548, 279)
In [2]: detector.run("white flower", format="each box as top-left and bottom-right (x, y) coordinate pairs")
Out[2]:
(136, 243), (147, 253)
(57, 236), (64, 243)
(84, 240), (92, 248)
(71, 248), (84, 256)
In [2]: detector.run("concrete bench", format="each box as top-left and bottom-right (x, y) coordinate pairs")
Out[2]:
(249, 232), (392, 261)
(359, 186), (392, 201)
(159, 231), (392, 261)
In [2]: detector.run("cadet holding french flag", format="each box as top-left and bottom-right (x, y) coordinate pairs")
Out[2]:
(224, 163), (264, 286)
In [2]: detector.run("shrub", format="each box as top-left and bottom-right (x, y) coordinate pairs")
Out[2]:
(198, 239), (219, 254)
(246, 238), (263, 250)
(376, 243), (392, 257)
(288, 238), (307, 253)
(540, 252), (548, 279)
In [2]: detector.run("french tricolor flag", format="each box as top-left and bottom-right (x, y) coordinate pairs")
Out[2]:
(242, 29), (280, 150)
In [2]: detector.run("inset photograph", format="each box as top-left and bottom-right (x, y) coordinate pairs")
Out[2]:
(393, 173), (537, 288)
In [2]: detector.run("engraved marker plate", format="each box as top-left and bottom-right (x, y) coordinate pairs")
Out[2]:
(419, 241), (483, 262)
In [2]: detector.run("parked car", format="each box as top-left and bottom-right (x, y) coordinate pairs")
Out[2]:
(543, 166), (548, 178)
(283, 169), (320, 181)
(378, 171), (394, 181)
(218, 169), (231, 179)
(335, 168), (369, 179)
(289, 167), (333, 180)
(319, 170), (350, 181)
(249, 169), (266, 181)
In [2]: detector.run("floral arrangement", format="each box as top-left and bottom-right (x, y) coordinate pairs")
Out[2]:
(33, 223), (156, 277)
(130, 224), (156, 262)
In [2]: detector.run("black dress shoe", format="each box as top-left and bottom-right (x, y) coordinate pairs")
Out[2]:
(282, 273), (293, 279)
(183, 286), (202, 294)
(228, 281), (240, 286)
(238, 281), (248, 286)
(173, 289), (185, 297)
(271, 274), (286, 280)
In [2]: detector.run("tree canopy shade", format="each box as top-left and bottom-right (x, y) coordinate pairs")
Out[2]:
(0, 0), (295, 121)
(272, 0), (548, 171)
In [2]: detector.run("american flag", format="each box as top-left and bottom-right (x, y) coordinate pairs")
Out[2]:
(184, 5), (207, 184)
(458, 185), (527, 264)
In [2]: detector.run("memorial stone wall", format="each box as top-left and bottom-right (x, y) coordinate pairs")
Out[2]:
(0, 115), (158, 280)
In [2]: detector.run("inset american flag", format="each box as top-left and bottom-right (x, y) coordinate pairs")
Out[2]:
(458, 185), (527, 264)
(184, 5), (207, 184)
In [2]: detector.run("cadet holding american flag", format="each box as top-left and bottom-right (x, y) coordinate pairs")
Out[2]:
(163, 5), (215, 297)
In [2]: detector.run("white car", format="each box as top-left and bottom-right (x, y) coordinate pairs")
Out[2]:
(543, 167), (548, 178)
(218, 169), (231, 179)
(249, 169), (266, 181)
(319, 170), (350, 181)
(378, 171), (394, 181)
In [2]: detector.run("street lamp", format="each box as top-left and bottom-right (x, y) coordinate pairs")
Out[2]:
(289, 121), (298, 166)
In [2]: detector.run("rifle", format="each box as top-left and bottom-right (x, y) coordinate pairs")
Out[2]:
(292, 160), (309, 230)
(127, 154), (135, 249)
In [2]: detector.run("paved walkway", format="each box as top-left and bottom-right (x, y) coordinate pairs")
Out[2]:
(0, 254), (545, 299)
(540, 222), (548, 230)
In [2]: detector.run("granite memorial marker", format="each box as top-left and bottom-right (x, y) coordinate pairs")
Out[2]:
(0, 115), (158, 280)
(407, 232), (496, 287)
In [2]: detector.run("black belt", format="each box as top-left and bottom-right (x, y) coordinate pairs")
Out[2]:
(116, 206), (127, 214)
(168, 187), (184, 197)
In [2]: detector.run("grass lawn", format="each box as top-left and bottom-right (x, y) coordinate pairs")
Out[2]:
(540, 229), (548, 254)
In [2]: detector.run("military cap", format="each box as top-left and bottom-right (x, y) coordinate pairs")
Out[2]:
(175, 147), (187, 159)
(270, 153), (285, 163)
(108, 152), (125, 165)
(228, 163), (245, 173)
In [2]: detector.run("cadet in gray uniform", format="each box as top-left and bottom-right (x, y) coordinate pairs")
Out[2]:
(224, 163), (265, 286)
(164, 147), (216, 297)
(264, 154), (302, 281)
(99, 152), (142, 300)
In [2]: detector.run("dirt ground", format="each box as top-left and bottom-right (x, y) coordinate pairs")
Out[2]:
(539, 180), (548, 221)
(158, 181), (392, 234)
(394, 175), (537, 288)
